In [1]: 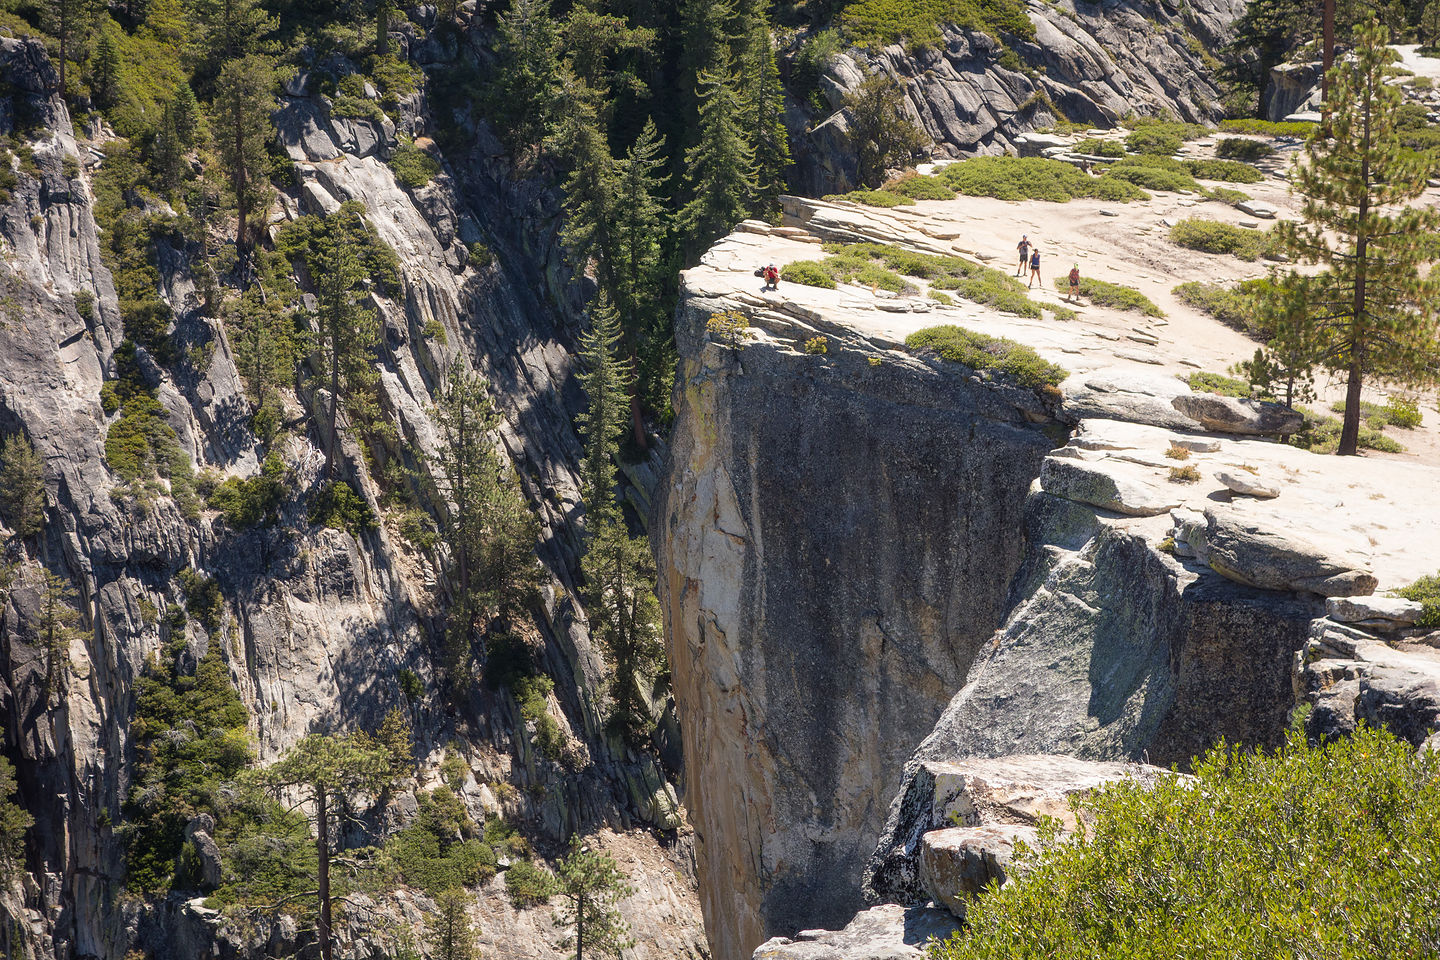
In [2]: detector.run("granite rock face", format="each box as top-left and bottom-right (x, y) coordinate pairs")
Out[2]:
(789, 0), (1246, 193)
(655, 288), (1058, 959)
(0, 34), (701, 960)
(751, 904), (959, 960)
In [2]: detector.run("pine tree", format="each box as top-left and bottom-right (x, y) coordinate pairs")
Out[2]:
(555, 79), (620, 296)
(430, 889), (478, 960)
(740, 18), (790, 220)
(311, 212), (380, 479)
(212, 54), (276, 250)
(430, 362), (538, 694)
(42, 0), (99, 93)
(0, 751), (32, 887)
(678, 0), (736, 119)
(575, 297), (631, 519)
(1269, 19), (1440, 455)
(493, 0), (562, 150)
(190, 0), (277, 87)
(553, 836), (635, 960)
(678, 47), (756, 255)
(227, 287), (299, 418)
(264, 734), (395, 960)
(0, 435), (45, 542)
(846, 72), (928, 188)
(89, 30), (120, 111)
(372, 0), (395, 57)
(1425, 0), (1440, 46)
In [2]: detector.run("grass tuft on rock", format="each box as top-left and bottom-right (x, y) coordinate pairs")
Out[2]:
(906, 325), (1066, 388)
(824, 188), (914, 207)
(884, 173), (958, 200)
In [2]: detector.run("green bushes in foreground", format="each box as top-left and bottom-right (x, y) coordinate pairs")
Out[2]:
(928, 724), (1440, 960)
(1219, 118), (1316, 137)
(905, 325), (1066, 389)
(1056, 276), (1164, 316)
(1290, 406), (1406, 454)
(1169, 217), (1273, 261)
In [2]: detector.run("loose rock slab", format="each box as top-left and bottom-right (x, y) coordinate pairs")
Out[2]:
(1040, 457), (1182, 517)
(1326, 596), (1424, 626)
(919, 825), (1039, 918)
(1177, 509), (1378, 596)
(751, 904), (959, 960)
(1171, 393), (1304, 435)
(1214, 469), (1280, 499)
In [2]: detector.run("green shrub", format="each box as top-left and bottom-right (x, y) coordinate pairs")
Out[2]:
(330, 73), (386, 123)
(781, 260), (838, 289)
(1173, 280), (1271, 340)
(308, 480), (375, 535)
(1169, 218), (1271, 260)
(804, 336), (829, 355)
(1048, 304), (1077, 321)
(1384, 396), (1423, 429)
(883, 173), (957, 200)
(398, 668), (423, 704)
(1103, 162), (1197, 193)
(1124, 128), (1182, 155)
(929, 290), (955, 305)
(422, 318), (447, 343)
(468, 242), (493, 268)
(386, 787), (497, 895)
(826, 188), (914, 207)
(1188, 370), (1251, 397)
(1219, 118), (1315, 137)
(505, 859), (554, 908)
(1204, 186), (1251, 207)
(276, 201), (401, 297)
(513, 675), (564, 762)
(1057, 276), (1164, 316)
(388, 140), (441, 189)
(1215, 138), (1274, 162)
(927, 725), (1440, 960)
(1072, 138), (1126, 157)
(1289, 407), (1407, 454)
(841, 0), (1036, 51)
(208, 454), (286, 529)
(74, 290), (94, 320)
(939, 157), (1148, 203)
(906, 325), (1066, 389)
(1185, 158), (1264, 183)
(178, 569), (223, 637)
(395, 507), (438, 550)
(1396, 574), (1440, 628)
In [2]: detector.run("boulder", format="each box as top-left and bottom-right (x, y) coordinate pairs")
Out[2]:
(1012, 132), (1072, 157)
(185, 815), (223, 890)
(1177, 509), (1377, 596)
(751, 904), (959, 960)
(1039, 457), (1182, 517)
(1060, 371), (1199, 430)
(919, 825), (1038, 918)
(1325, 596), (1424, 626)
(1170, 393), (1303, 435)
(1168, 436), (1220, 453)
(1214, 469), (1280, 499)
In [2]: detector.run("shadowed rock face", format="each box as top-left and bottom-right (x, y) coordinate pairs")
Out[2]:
(654, 292), (1058, 960)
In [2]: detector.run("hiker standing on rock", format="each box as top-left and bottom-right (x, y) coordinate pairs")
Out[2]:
(1028, 248), (1042, 289)
(1067, 264), (1081, 302)
(1015, 235), (1031, 277)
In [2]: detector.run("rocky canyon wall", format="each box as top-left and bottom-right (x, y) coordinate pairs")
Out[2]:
(653, 271), (1057, 960)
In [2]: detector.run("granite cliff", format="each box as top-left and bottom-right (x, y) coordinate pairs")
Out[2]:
(657, 188), (1440, 960)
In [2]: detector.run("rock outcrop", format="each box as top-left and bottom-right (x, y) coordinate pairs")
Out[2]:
(0, 30), (701, 959)
(790, 0), (1246, 193)
(655, 266), (1058, 957)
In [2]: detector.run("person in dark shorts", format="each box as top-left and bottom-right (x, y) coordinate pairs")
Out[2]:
(1016, 235), (1030, 276)
(1028, 248), (1041, 288)
(1067, 264), (1081, 301)
(763, 264), (779, 291)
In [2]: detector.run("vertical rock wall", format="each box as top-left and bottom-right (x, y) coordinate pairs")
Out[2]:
(653, 292), (1057, 960)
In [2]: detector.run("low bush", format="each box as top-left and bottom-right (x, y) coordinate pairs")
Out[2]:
(939, 157), (1148, 203)
(905, 325), (1067, 389)
(389, 140), (441, 189)
(1169, 218), (1271, 260)
(804, 336), (830, 355)
(1290, 407), (1406, 454)
(386, 787), (498, 895)
(927, 725), (1440, 960)
(1124, 128), (1182, 155)
(1103, 161), (1197, 193)
(1215, 138), (1274, 162)
(1185, 158), (1265, 183)
(513, 675), (564, 762)
(208, 454), (286, 529)
(308, 480), (375, 535)
(1172, 280), (1271, 340)
(1057, 276), (1164, 316)
(1219, 118), (1315, 137)
(1168, 464), (1201, 483)
(826, 188), (914, 207)
(1165, 444), (1191, 460)
(1189, 370), (1251, 397)
(504, 859), (554, 908)
(1049, 304), (1077, 321)
(1396, 574), (1440, 628)
(1385, 396), (1423, 429)
(1072, 138), (1126, 157)
(884, 173), (957, 200)
(1205, 186), (1251, 207)
(781, 260), (837, 289)
(841, 0), (1036, 50)
(468, 242), (493, 268)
